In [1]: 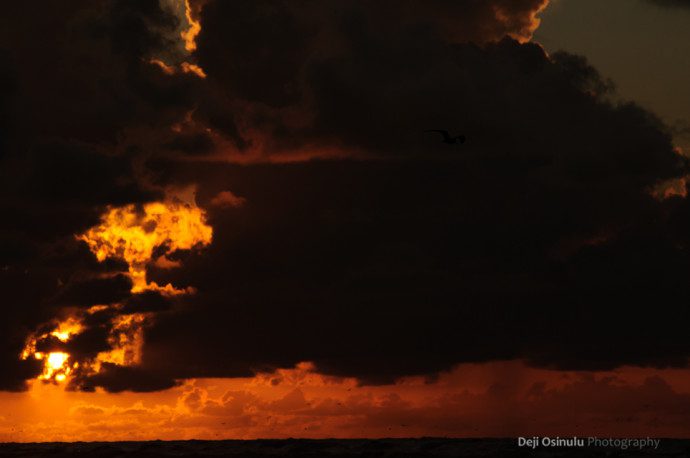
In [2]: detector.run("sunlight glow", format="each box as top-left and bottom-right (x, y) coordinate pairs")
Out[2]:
(182, 0), (201, 52)
(47, 352), (68, 370)
(21, 198), (213, 387)
(77, 200), (212, 294)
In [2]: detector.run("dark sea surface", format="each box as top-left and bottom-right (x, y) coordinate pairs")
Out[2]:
(0, 439), (687, 457)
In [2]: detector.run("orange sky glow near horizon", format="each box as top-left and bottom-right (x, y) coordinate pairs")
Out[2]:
(3, 361), (690, 442)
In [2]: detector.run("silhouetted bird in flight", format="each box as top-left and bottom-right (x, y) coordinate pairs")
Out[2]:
(426, 129), (466, 144)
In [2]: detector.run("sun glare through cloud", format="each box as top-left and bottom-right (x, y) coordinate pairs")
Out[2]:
(20, 198), (213, 387)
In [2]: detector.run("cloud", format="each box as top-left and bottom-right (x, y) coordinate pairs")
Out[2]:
(52, 274), (133, 308)
(80, 362), (178, 393)
(4, 362), (690, 440)
(0, 0), (189, 390)
(210, 191), (246, 209)
(138, 14), (688, 383)
(183, 0), (549, 158)
(2, 0), (690, 394)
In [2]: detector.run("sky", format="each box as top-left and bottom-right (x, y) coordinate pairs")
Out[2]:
(1, 0), (690, 441)
(534, 0), (690, 150)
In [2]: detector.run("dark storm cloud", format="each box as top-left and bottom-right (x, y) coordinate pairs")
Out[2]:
(3, 0), (690, 391)
(121, 291), (174, 314)
(0, 0), (195, 390)
(79, 362), (178, 393)
(52, 274), (133, 308)
(136, 0), (690, 383)
(188, 0), (548, 154)
(0, 58), (12, 161)
(1, 0), (192, 146)
(24, 142), (160, 210)
(164, 132), (216, 155)
(0, 240), (129, 391)
(142, 153), (689, 383)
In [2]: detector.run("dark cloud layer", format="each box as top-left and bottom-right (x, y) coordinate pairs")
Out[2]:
(0, 0), (185, 390)
(143, 154), (689, 383)
(142, 1), (688, 384)
(2, 0), (690, 391)
(189, 0), (548, 156)
(81, 362), (178, 393)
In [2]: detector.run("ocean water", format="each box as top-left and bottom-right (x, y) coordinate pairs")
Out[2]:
(0, 438), (687, 457)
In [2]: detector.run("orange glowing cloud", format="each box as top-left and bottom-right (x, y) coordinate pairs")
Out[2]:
(181, 0), (202, 52)
(21, 197), (213, 387)
(210, 190), (246, 208)
(181, 61), (206, 78)
(3, 361), (690, 442)
(148, 0), (206, 78)
(150, 59), (207, 79)
(21, 318), (83, 384)
(77, 200), (212, 294)
(496, 0), (551, 43)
